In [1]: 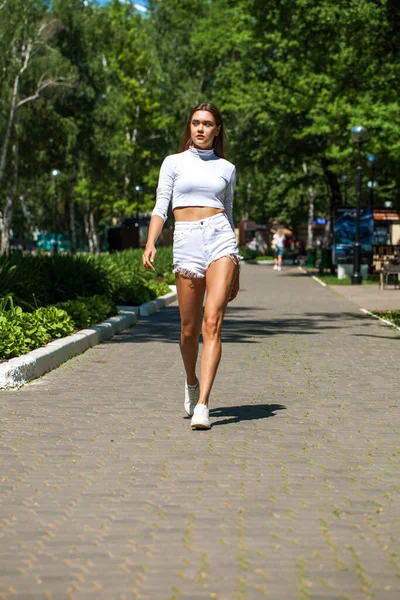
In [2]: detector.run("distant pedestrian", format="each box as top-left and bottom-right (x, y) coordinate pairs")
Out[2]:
(142, 102), (240, 430)
(247, 236), (259, 251)
(294, 239), (306, 265)
(272, 228), (285, 271)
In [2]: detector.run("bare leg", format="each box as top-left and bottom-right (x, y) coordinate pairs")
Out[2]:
(175, 274), (206, 385)
(198, 257), (238, 406)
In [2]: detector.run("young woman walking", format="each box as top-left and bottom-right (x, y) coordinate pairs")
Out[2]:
(142, 103), (240, 429)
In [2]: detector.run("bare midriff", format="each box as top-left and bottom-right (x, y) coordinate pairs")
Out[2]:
(173, 206), (224, 222)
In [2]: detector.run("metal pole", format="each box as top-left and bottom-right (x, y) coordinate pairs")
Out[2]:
(307, 187), (314, 249)
(369, 164), (374, 209)
(352, 145), (362, 284)
(53, 179), (58, 255)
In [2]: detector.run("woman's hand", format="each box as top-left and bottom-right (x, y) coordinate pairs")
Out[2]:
(142, 244), (156, 270)
(228, 271), (240, 302)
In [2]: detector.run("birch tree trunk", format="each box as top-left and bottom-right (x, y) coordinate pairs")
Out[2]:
(19, 194), (35, 235)
(0, 37), (34, 193)
(0, 140), (19, 254)
(84, 208), (99, 254)
(0, 20), (71, 200)
(89, 210), (99, 254)
(83, 213), (92, 253)
(0, 72), (22, 194)
(0, 193), (13, 254)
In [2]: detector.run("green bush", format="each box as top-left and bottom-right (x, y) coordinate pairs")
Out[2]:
(0, 253), (110, 307)
(163, 272), (176, 285)
(0, 312), (28, 358)
(0, 295), (119, 359)
(0, 246), (175, 359)
(56, 295), (118, 329)
(99, 249), (171, 305)
(151, 246), (173, 278)
(239, 246), (261, 261)
(0, 296), (74, 359)
(0, 248), (174, 309)
(255, 255), (274, 261)
(374, 311), (400, 327)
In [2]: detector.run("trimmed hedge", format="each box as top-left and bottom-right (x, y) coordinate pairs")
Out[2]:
(0, 248), (175, 360)
(0, 247), (174, 309)
(57, 295), (118, 329)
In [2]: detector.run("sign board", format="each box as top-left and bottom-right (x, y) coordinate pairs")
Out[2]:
(334, 207), (374, 263)
(373, 210), (400, 222)
(36, 233), (72, 252)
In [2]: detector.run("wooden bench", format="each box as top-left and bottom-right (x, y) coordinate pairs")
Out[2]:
(380, 260), (400, 289)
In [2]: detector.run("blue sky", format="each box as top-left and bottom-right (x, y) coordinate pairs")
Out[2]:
(96, 0), (149, 10)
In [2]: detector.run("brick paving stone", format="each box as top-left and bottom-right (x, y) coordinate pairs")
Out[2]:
(330, 283), (400, 312)
(0, 264), (399, 600)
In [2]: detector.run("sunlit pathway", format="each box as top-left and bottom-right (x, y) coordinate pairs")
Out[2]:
(0, 263), (399, 600)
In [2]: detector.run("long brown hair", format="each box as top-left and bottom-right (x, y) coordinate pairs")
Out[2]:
(179, 102), (228, 159)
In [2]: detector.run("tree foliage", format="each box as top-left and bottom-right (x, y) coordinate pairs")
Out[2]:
(0, 0), (399, 251)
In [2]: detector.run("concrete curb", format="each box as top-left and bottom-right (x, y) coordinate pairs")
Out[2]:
(311, 275), (327, 287)
(139, 285), (177, 316)
(0, 286), (178, 390)
(359, 308), (400, 332)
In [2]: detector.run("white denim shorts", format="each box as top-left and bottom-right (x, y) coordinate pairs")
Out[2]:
(173, 212), (240, 278)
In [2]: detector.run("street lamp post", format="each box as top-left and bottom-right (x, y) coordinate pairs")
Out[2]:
(307, 186), (314, 250)
(350, 125), (368, 285)
(367, 154), (376, 209)
(51, 169), (61, 254)
(135, 185), (142, 226)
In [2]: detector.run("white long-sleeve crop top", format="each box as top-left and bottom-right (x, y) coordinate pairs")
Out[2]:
(151, 147), (236, 229)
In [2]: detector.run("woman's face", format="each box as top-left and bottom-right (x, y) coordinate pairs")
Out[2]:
(190, 110), (221, 150)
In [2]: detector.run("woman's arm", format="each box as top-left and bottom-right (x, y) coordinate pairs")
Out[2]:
(143, 155), (175, 270)
(142, 215), (165, 270)
(151, 155), (175, 223)
(223, 166), (236, 230)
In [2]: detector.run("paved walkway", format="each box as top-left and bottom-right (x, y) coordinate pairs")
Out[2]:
(330, 284), (400, 312)
(0, 264), (399, 600)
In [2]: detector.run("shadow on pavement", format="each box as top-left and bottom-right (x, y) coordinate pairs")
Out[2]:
(352, 333), (399, 339)
(209, 403), (286, 426)
(107, 305), (378, 346)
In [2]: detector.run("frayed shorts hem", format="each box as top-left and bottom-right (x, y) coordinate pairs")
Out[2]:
(173, 252), (240, 280)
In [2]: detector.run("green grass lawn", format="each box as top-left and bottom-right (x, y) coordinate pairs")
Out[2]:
(315, 273), (381, 285)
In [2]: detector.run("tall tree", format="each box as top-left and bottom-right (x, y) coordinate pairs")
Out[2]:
(0, 0), (72, 251)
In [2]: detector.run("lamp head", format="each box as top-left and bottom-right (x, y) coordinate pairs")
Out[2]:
(341, 175), (347, 181)
(135, 185), (142, 192)
(367, 153), (376, 165)
(351, 125), (368, 143)
(51, 169), (60, 177)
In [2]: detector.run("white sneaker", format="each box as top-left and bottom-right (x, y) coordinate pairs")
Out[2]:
(190, 404), (211, 430)
(184, 378), (199, 416)
(273, 265), (278, 270)
(277, 266), (281, 271)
